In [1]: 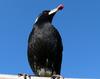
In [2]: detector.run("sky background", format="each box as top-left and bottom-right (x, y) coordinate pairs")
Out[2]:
(0, 0), (100, 79)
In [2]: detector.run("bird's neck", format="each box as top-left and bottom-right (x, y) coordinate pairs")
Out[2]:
(36, 21), (51, 25)
(35, 22), (51, 28)
(35, 17), (53, 25)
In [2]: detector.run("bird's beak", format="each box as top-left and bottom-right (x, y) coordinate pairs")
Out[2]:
(49, 4), (64, 15)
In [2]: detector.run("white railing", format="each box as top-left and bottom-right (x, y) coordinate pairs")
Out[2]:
(0, 74), (90, 79)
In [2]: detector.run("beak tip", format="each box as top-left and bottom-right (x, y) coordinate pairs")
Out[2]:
(57, 4), (64, 10)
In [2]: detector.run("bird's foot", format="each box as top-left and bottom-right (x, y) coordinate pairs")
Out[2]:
(51, 75), (64, 79)
(18, 73), (31, 79)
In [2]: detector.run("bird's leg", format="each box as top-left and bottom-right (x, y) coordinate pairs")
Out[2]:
(51, 75), (64, 79)
(28, 75), (31, 79)
(18, 73), (28, 79)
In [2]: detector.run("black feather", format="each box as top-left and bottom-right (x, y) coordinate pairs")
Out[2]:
(27, 10), (63, 77)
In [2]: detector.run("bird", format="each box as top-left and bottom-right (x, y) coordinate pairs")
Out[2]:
(27, 4), (64, 78)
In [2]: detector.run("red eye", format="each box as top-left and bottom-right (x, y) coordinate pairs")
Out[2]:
(45, 13), (48, 16)
(44, 12), (48, 16)
(42, 11), (49, 16)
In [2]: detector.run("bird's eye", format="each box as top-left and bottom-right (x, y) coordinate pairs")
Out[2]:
(44, 13), (48, 16)
(43, 12), (48, 16)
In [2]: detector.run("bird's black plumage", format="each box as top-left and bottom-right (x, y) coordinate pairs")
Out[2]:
(27, 5), (63, 77)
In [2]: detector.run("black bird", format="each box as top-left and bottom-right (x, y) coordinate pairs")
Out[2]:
(28, 4), (64, 77)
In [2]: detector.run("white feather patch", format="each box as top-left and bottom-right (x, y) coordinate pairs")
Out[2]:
(35, 17), (39, 23)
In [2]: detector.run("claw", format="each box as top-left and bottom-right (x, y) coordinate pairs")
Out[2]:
(51, 75), (64, 79)
(18, 73), (28, 79)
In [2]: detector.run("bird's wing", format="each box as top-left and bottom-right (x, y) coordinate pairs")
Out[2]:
(51, 25), (63, 74)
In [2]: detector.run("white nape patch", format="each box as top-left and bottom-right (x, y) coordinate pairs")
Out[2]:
(35, 17), (39, 23)
(49, 8), (58, 15)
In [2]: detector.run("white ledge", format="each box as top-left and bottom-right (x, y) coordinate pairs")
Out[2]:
(0, 74), (91, 79)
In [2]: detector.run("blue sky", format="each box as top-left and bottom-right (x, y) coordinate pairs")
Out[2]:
(0, 0), (100, 79)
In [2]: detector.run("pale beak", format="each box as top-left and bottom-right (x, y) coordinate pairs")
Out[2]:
(49, 4), (64, 15)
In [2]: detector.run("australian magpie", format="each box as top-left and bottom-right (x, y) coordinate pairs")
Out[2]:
(28, 4), (64, 79)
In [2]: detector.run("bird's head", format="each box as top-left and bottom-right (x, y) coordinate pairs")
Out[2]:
(35, 4), (64, 24)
